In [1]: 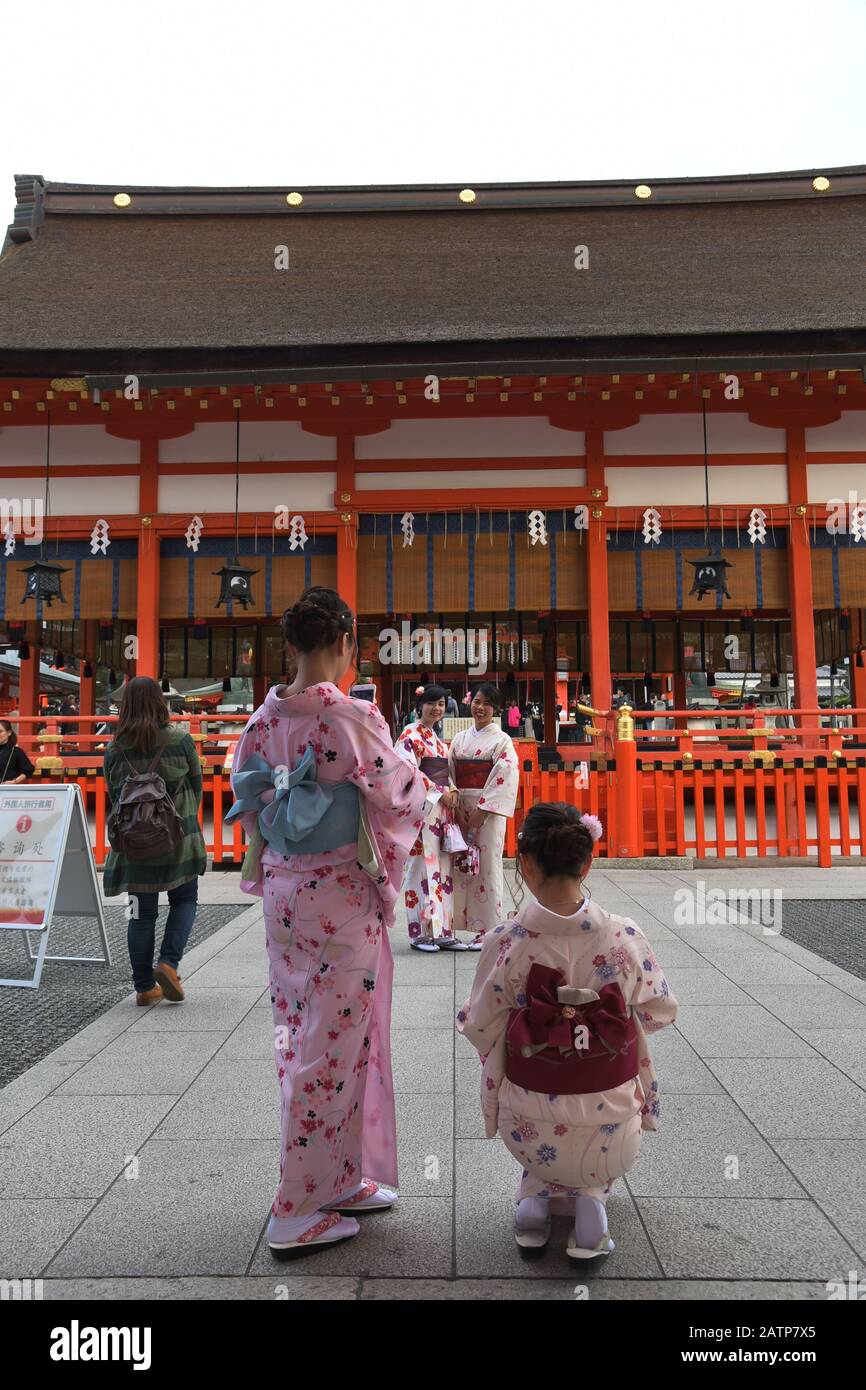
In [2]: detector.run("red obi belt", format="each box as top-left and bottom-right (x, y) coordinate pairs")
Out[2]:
(505, 963), (638, 1095)
(419, 756), (450, 787)
(453, 758), (494, 790)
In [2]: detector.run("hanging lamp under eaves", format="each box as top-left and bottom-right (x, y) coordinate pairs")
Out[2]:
(687, 395), (733, 601)
(21, 413), (69, 606)
(215, 406), (258, 609)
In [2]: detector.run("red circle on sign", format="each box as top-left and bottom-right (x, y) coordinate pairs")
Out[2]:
(16, 815), (32, 833)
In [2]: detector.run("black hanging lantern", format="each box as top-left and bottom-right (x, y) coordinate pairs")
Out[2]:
(687, 556), (732, 600)
(191, 619), (208, 640)
(21, 559), (70, 606)
(7, 621), (25, 644)
(222, 670), (232, 693)
(98, 621), (114, 641)
(214, 558), (257, 609)
(161, 672), (171, 693)
(215, 408), (258, 608)
(740, 609), (755, 634)
(54, 649), (65, 668)
(688, 395), (733, 603)
(840, 609), (852, 632)
(108, 668), (118, 687)
(83, 660), (94, 679)
(17, 640), (30, 660)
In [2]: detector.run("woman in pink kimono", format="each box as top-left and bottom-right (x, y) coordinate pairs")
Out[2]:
(394, 683), (464, 953)
(227, 588), (433, 1258)
(457, 803), (678, 1264)
(449, 683), (520, 948)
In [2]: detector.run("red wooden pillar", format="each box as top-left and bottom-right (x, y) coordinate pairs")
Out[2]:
(786, 429), (819, 738)
(78, 619), (96, 720)
(136, 521), (160, 678)
(586, 431), (612, 710)
(336, 435), (358, 696)
(18, 626), (41, 747)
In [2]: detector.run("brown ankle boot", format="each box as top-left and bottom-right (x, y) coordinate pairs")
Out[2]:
(136, 983), (163, 1006)
(154, 962), (185, 1002)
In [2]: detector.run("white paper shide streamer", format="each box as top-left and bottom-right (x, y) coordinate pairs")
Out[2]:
(747, 507), (767, 545)
(400, 511), (415, 548)
(289, 515), (308, 551)
(185, 515), (204, 551)
(90, 519), (110, 555)
(527, 509), (548, 546)
(642, 507), (662, 545)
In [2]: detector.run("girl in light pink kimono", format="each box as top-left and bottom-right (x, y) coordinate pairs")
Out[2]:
(227, 588), (434, 1259)
(458, 802), (678, 1264)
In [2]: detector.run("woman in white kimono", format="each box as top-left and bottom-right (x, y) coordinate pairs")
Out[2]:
(458, 802), (678, 1264)
(449, 683), (520, 949)
(394, 684), (464, 953)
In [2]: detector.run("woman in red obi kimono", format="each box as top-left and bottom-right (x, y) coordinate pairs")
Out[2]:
(448, 683), (519, 948)
(227, 588), (435, 1258)
(394, 683), (463, 952)
(458, 803), (678, 1264)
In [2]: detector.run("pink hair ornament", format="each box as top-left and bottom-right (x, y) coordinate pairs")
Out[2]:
(580, 813), (603, 843)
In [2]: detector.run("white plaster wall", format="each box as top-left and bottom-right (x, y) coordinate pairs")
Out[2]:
(0, 424), (139, 467)
(604, 412), (786, 455)
(605, 464), (788, 506)
(357, 467), (586, 491)
(0, 474), (140, 513)
(159, 422), (337, 463)
(158, 472), (336, 513)
(806, 462), (866, 503)
(805, 414), (866, 451)
(355, 418), (584, 459)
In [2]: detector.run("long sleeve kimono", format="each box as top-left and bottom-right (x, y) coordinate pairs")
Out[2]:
(448, 721), (519, 936)
(393, 721), (454, 944)
(457, 897), (678, 1206)
(231, 682), (432, 1221)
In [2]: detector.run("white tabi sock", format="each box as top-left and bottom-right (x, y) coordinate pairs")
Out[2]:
(516, 1196), (550, 1230)
(574, 1194), (608, 1248)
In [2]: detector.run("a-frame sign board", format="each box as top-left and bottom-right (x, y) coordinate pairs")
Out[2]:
(0, 783), (111, 989)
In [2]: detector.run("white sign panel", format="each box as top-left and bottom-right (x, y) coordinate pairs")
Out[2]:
(0, 784), (110, 989)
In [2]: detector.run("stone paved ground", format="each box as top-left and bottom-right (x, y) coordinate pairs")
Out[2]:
(1, 865), (865, 1300)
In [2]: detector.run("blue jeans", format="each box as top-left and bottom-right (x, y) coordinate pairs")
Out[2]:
(128, 878), (198, 992)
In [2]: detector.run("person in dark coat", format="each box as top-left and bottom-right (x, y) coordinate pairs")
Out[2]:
(103, 677), (206, 1007)
(0, 721), (35, 783)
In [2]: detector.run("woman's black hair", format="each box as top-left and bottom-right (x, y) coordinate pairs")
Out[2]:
(0, 720), (18, 747)
(517, 801), (594, 879)
(281, 587), (355, 654)
(472, 682), (502, 711)
(419, 683), (448, 706)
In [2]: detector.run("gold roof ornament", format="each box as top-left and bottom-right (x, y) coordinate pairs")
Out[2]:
(113, 193), (132, 208)
(458, 188), (477, 204)
(634, 184), (652, 199)
(812, 175), (830, 192)
(286, 192), (304, 207)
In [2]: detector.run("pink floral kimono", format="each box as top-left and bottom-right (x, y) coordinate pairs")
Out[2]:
(448, 722), (520, 936)
(394, 721), (455, 944)
(231, 683), (430, 1221)
(457, 897), (678, 1207)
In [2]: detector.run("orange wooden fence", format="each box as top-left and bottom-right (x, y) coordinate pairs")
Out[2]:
(9, 709), (866, 866)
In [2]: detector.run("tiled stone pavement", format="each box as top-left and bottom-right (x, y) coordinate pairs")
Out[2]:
(2, 867), (865, 1301)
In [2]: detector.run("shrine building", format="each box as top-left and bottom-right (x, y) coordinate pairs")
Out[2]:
(0, 167), (865, 742)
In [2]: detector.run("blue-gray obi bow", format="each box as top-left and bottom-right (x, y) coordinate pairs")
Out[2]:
(225, 746), (360, 857)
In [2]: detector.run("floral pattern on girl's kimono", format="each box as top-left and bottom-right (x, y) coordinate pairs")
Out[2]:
(394, 720), (456, 943)
(448, 723), (519, 936)
(456, 897), (678, 1205)
(231, 682), (429, 1221)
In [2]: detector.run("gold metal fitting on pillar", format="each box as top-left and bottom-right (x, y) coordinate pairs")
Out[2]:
(340, 512), (352, 524)
(616, 704), (635, 742)
(682, 751), (694, 763)
(748, 749), (776, 768)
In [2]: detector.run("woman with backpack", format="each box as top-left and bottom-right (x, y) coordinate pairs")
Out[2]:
(104, 677), (206, 1007)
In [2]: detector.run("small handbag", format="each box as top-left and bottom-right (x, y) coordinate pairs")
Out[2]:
(441, 819), (469, 854)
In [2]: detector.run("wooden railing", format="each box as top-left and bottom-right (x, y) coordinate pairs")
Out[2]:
(8, 710), (866, 866)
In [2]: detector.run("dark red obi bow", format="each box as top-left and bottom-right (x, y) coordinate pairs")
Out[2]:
(505, 963), (638, 1096)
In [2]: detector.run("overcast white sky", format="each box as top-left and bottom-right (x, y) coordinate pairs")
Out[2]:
(1, 0), (866, 226)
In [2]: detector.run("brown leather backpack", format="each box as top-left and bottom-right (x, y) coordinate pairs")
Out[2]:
(107, 741), (186, 862)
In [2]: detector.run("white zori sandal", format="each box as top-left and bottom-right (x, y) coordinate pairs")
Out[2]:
(566, 1195), (615, 1264)
(514, 1196), (551, 1257)
(326, 1179), (399, 1214)
(268, 1210), (360, 1260)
